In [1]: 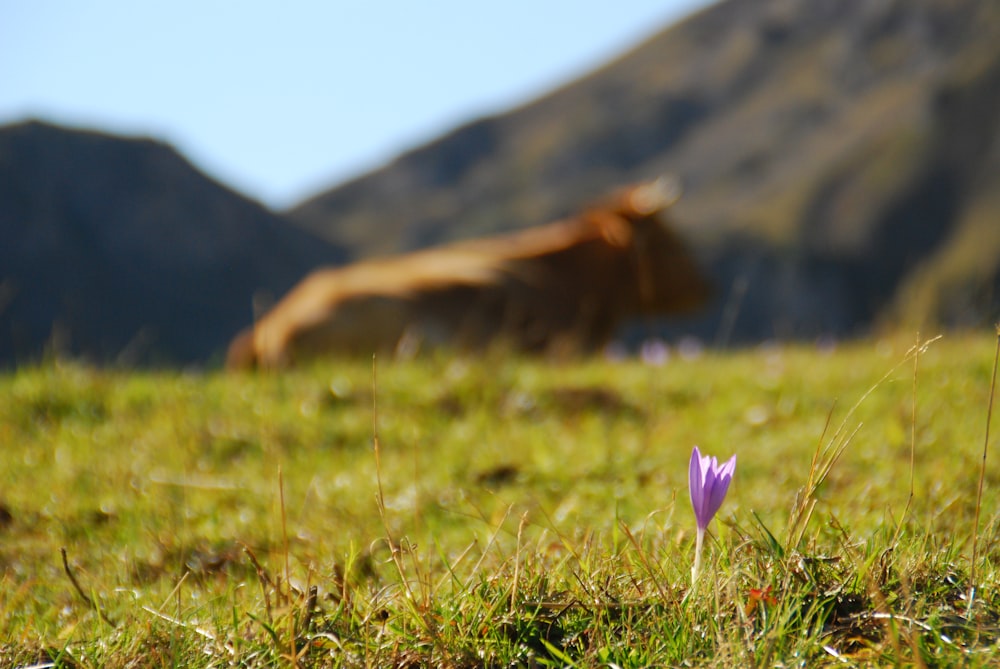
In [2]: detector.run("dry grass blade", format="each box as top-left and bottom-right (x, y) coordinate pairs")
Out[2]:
(277, 467), (298, 667)
(787, 336), (941, 554)
(618, 521), (670, 604)
(510, 511), (529, 612)
(891, 332), (923, 545)
(141, 605), (219, 643)
(969, 325), (1000, 614)
(241, 541), (275, 625)
(60, 547), (116, 628)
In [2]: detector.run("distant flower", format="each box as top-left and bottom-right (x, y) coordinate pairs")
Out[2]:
(689, 446), (736, 583)
(640, 339), (670, 366)
(677, 336), (704, 361)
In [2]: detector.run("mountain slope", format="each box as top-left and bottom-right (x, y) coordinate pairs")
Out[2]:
(0, 121), (345, 366)
(289, 0), (1000, 341)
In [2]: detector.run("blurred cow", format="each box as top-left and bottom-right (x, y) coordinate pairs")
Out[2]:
(226, 178), (710, 368)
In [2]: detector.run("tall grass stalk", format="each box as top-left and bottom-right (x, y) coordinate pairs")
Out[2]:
(969, 325), (1000, 615)
(277, 467), (296, 667)
(892, 332), (923, 545)
(788, 336), (940, 556)
(369, 355), (431, 634)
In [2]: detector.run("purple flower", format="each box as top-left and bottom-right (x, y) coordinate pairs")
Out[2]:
(689, 446), (736, 583)
(689, 446), (736, 531)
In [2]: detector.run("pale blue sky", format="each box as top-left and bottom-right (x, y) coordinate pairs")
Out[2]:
(1, 1), (711, 208)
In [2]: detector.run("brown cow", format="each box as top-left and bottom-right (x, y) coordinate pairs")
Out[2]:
(226, 178), (710, 368)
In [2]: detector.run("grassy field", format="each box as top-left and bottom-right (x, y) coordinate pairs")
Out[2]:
(1, 331), (999, 667)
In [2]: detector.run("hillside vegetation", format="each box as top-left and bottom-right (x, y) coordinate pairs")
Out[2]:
(2, 332), (999, 666)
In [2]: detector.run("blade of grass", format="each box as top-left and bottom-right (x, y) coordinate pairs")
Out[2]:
(891, 332), (922, 545)
(60, 547), (116, 628)
(969, 324), (1000, 616)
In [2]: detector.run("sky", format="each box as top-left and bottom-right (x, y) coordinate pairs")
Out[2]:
(1, 1), (712, 209)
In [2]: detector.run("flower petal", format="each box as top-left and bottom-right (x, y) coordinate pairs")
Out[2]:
(718, 454), (737, 481)
(704, 455), (736, 522)
(700, 454), (713, 484)
(689, 446), (705, 526)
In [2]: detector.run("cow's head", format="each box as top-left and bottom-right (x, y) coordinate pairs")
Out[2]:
(588, 177), (712, 314)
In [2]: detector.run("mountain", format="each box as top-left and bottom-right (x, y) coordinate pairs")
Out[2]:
(288, 0), (1000, 343)
(0, 121), (345, 366)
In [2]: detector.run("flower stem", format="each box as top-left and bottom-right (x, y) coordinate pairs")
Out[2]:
(691, 527), (705, 585)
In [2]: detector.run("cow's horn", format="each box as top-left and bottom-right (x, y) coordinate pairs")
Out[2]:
(630, 175), (682, 214)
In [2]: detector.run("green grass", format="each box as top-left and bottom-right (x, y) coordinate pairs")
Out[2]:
(2, 332), (1000, 666)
